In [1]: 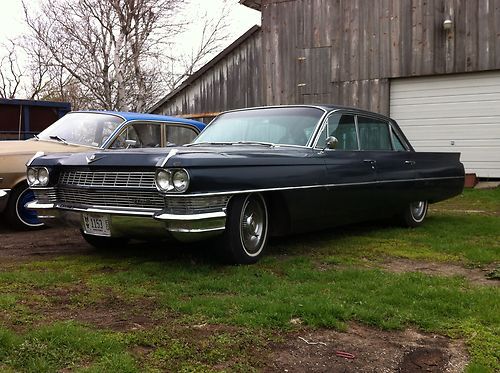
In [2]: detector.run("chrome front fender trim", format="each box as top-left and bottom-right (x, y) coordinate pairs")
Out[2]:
(163, 176), (465, 198)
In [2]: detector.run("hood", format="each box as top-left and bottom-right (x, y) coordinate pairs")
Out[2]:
(0, 139), (92, 157)
(30, 144), (319, 168)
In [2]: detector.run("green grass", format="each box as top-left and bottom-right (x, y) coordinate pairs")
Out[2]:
(0, 188), (498, 371)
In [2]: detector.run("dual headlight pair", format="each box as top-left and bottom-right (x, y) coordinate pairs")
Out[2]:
(155, 168), (190, 193)
(27, 167), (50, 187)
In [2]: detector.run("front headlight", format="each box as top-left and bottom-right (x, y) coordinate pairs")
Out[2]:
(27, 168), (38, 186)
(37, 168), (50, 186)
(155, 169), (171, 191)
(155, 168), (190, 193)
(27, 167), (50, 186)
(172, 169), (189, 192)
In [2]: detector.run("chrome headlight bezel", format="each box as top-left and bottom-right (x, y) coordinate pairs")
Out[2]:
(155, 168), (190, 193)
(26, 167), (50, 187)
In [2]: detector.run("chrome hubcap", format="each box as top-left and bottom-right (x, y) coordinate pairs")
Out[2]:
(410, 201), (426, 219)
(240, 197), (266, 255)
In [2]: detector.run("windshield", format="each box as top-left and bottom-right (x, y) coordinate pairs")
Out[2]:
(193, 107), (324, 146)
(38, 112), (124, 148)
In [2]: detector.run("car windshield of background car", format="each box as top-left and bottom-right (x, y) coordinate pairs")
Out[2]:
(193, 107), (324, 146)
(37, 113), (124, 148)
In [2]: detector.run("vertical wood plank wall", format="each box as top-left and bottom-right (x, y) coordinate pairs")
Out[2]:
(156, 0), (500, 117)
(155, 29), (263, 121)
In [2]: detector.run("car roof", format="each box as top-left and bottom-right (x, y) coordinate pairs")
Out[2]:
(221, 104), (392, 122)
(72, 110), (206, 131)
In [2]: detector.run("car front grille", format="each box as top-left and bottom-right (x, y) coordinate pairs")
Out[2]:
(59, 170), (156, 189)
(57, 187), (165, 210)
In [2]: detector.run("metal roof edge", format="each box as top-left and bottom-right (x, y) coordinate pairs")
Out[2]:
(148, 25), (261, 114)
(0, 98), (71, 109)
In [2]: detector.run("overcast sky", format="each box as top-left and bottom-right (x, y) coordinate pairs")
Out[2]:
(0, 0), (261, 59)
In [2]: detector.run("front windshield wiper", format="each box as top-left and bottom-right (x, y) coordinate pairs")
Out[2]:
(49, 135), (68, 145)
(233, 141), (276, 147)
(186, 141), (276, 147)
(185, 142), (234, 147)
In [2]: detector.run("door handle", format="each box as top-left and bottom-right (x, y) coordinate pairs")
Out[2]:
(404, 160), (416, 166)
(363, 159), (377, 169)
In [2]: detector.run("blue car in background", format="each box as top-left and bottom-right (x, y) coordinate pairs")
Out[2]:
(0, 111), (205, 229)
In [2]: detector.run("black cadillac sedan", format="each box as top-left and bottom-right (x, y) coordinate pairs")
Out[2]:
(27, 105), (465, 264)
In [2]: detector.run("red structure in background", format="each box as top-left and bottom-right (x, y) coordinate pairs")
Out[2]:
(0, 99), (71, 140)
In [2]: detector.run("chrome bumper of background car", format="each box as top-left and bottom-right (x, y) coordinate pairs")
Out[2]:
(26, 201), (226, 242)
(0, 189), (11, 213)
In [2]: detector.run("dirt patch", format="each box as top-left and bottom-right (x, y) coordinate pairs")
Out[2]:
(0, 226), (93, 260)
(379, 258), (499, 287)
(265, 324), (468, 373)
(37, 287), (158, 332)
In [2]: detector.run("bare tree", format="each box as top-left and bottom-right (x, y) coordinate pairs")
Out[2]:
(0, 41), (23, 99)
(167, 0), (232, 90)
(22, 0), (232, 112)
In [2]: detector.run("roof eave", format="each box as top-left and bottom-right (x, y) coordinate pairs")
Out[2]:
(239, 0), (262, 11)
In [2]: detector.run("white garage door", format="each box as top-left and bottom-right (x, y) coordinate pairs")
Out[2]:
(390, 71), (500, 178)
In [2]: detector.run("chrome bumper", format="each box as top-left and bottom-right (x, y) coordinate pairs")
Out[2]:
(26, 201), (226, 242)
(0, 189), (11, 214)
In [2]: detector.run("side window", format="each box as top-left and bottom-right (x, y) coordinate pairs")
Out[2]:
(166, 125), (198, 145)
(391, 127), (408, 151)
(110, 122), (161, 149)
(357, 116), (393, 151)
(316, 113), (358, 150)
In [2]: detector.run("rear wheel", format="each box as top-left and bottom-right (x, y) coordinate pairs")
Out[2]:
(5, 182), (43, 230)
(80, 230), (129, 249)
(219, 193), (269, 264)
(399, 200), (428, 227)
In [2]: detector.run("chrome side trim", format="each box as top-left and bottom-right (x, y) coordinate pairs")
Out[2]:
(154, 211), (226, 221)
(164, 176), (465, 198)
(169, 226), (225, 234)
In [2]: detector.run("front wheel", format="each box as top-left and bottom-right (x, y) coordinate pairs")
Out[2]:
(5, 182), (43, 230)
(80, 230), (129, 250)
(399, 200), (428, 227)
(219, 193), (269, 264)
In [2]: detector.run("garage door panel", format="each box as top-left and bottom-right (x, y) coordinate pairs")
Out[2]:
(402, 125), (500, 141)
(397, 117), (500, 126)
(391, 103), (500, 119)
(390, 72), (500, 178)
(391, 86), (500, 101)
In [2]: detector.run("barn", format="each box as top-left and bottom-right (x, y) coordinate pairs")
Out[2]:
(150, 0), (500, 179)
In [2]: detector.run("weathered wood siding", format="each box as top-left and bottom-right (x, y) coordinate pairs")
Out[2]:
(153, 28), (263, 122)
(261, 0), (500, 115)
(155, 0), (500, 118)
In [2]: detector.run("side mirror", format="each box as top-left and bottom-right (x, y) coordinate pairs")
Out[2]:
(325, 136), (338, 150)
(125, 139), (137, 148)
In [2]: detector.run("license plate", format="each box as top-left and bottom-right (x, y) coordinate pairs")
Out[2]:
(82, 213), (111, 236)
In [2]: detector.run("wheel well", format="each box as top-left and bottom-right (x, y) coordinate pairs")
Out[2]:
(262, 191), (291, 237)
